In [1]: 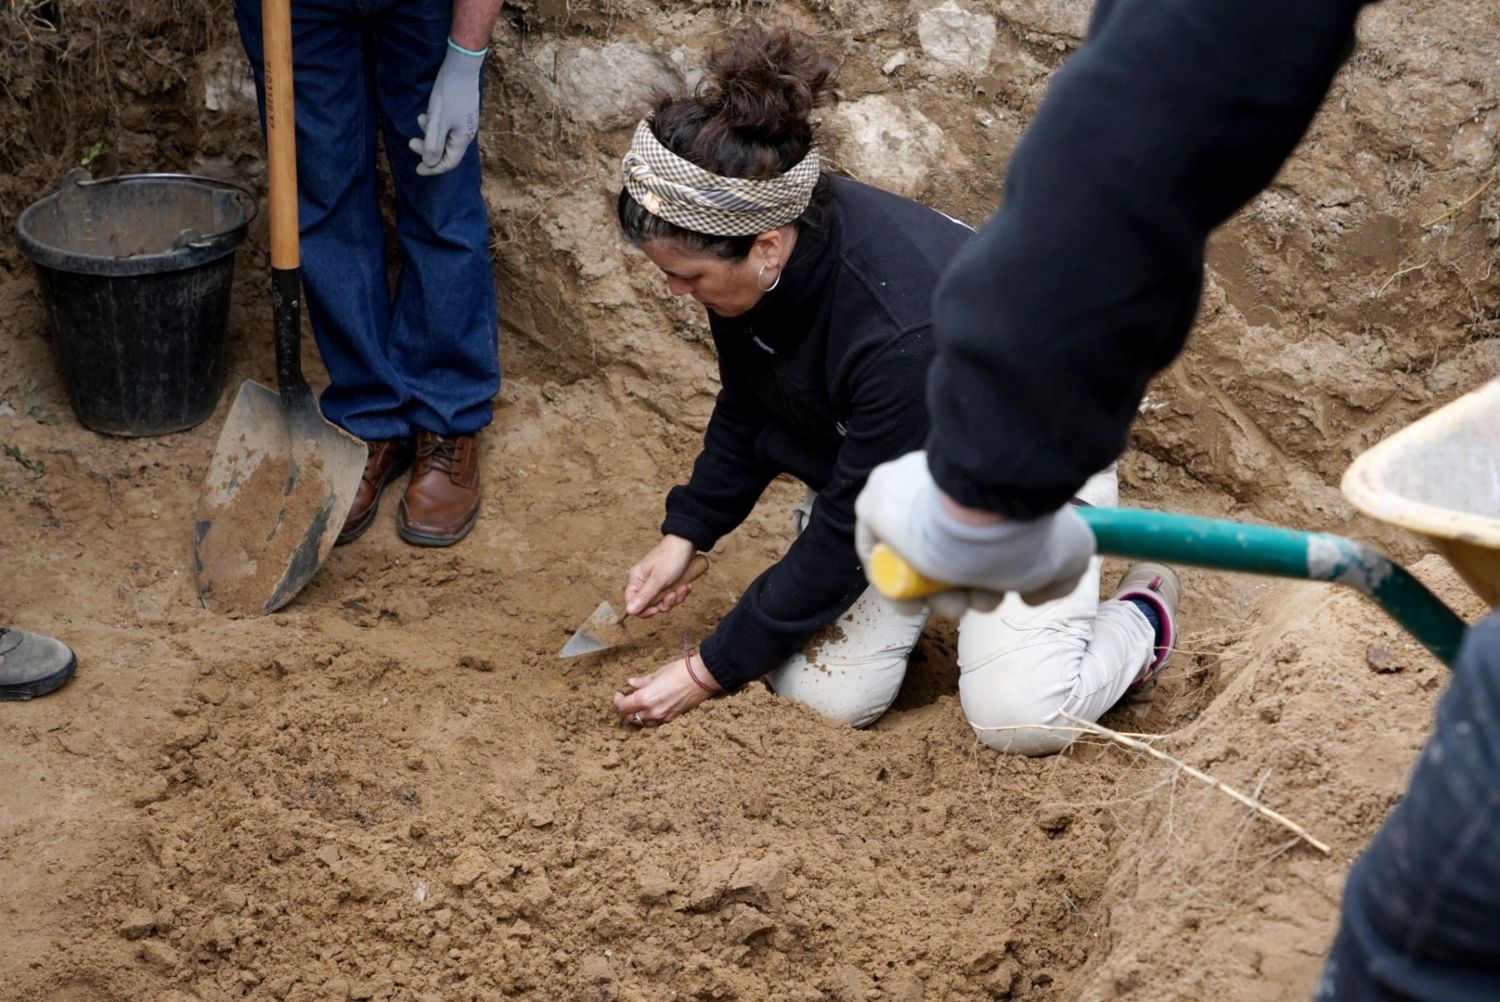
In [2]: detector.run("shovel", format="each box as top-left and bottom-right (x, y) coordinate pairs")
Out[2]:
(559, 554), (712, 659)
(868, 505), (1468, 667)
(191, 0), (366, 615)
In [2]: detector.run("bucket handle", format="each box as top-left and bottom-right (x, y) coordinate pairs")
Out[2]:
(61, 168), (260, 245)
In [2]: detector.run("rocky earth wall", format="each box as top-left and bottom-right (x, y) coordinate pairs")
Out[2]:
(8, 0), (1493, 535)
(479, 0), (1498, 537)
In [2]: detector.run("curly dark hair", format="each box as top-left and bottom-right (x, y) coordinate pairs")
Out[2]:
(617, 21), (842, 260)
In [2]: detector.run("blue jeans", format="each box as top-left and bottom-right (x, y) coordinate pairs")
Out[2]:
(234, 0), (500, 440)
(1316, 613), (1500, 999)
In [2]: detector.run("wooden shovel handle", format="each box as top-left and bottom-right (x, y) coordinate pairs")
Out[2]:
(263, 0), (298, 270)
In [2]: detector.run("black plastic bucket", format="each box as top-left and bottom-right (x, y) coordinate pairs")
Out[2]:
(15, 169), (257, 437)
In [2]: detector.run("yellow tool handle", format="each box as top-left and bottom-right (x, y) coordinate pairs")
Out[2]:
(867, 543), (952, 601)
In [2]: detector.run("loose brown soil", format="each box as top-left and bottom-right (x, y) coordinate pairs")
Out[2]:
(1, 2), (1498, 1001)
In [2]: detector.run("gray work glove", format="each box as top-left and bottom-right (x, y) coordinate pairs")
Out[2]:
(854, 450), (1096, 618)
(409, 42), (484, 176)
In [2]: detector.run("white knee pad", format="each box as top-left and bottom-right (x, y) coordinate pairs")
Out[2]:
(956, 585), (1099, 757)
(765, 587), (928, 729)
(959, 668), (1078, 756)
(765, 659), (895, 729)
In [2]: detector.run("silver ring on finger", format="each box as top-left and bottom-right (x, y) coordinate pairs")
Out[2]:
(631, 713), (644, 727)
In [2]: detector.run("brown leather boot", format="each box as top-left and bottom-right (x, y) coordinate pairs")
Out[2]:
(337, 439), (414, 545)
(397, 431), (481, 547)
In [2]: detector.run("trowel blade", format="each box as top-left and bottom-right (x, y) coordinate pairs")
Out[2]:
(558, 600), (625, 659)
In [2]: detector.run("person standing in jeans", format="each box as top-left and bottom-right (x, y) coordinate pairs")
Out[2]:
(233, 0), (503, 547)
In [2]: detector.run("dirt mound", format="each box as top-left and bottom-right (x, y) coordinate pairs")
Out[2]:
(2, 1), (1498, 1000)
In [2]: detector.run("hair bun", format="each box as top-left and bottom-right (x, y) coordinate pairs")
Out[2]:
(699, 23), (840, 141)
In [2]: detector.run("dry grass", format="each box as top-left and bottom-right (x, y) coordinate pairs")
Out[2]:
(0, 0), (235, 229)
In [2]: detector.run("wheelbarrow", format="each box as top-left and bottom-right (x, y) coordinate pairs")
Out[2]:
(870, 379), (1500, 668)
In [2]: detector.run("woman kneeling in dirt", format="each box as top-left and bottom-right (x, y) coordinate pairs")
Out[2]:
(609, 23), (1180, 753)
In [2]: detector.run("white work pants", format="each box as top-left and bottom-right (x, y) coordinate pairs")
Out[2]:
(765, 466), (1156, 755)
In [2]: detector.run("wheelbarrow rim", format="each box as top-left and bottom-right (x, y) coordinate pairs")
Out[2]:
(1341, 378), (1500, 548)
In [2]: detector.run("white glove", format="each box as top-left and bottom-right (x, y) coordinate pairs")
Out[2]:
(854, 451), (1096, 618)
(409, 41), (485, 176)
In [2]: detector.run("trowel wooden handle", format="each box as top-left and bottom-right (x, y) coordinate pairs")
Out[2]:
(626, 554), (711, 622)
(650, 553), (711, 604)
(867, 544), (950, 601)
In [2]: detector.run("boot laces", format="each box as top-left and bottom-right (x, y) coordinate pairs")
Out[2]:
(418, 436), (462, 475)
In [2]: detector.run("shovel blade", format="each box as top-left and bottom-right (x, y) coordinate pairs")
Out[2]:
(559, 600), (627, 659)
(192, 380), (366, 615)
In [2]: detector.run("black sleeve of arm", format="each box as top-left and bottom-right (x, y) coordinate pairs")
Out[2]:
(700, 334), (931, 691)
(926, 0), (1370, 518)
(661, 381), (779, 552)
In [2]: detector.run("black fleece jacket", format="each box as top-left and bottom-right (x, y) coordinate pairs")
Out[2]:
(662, 176), (974, 691)
(926, 0), (1374, 518)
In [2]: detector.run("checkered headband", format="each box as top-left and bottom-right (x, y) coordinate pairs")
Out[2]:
(622, 120), (821, 237)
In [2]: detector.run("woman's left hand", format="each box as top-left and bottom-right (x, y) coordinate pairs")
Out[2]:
(613, 654), (720, 727)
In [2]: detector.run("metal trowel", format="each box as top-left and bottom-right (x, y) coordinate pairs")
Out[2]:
(559, 554), (711, 659)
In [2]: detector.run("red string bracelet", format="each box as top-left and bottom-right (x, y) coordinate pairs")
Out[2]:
(683, 640), (720, 695)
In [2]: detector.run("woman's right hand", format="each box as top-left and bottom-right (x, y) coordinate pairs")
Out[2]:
(625, 534), (699, 618)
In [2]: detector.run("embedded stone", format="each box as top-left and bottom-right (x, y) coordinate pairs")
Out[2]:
(917, 1), (997, 74)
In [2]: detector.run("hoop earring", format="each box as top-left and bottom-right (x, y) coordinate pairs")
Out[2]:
(757, 262), (782, 293)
